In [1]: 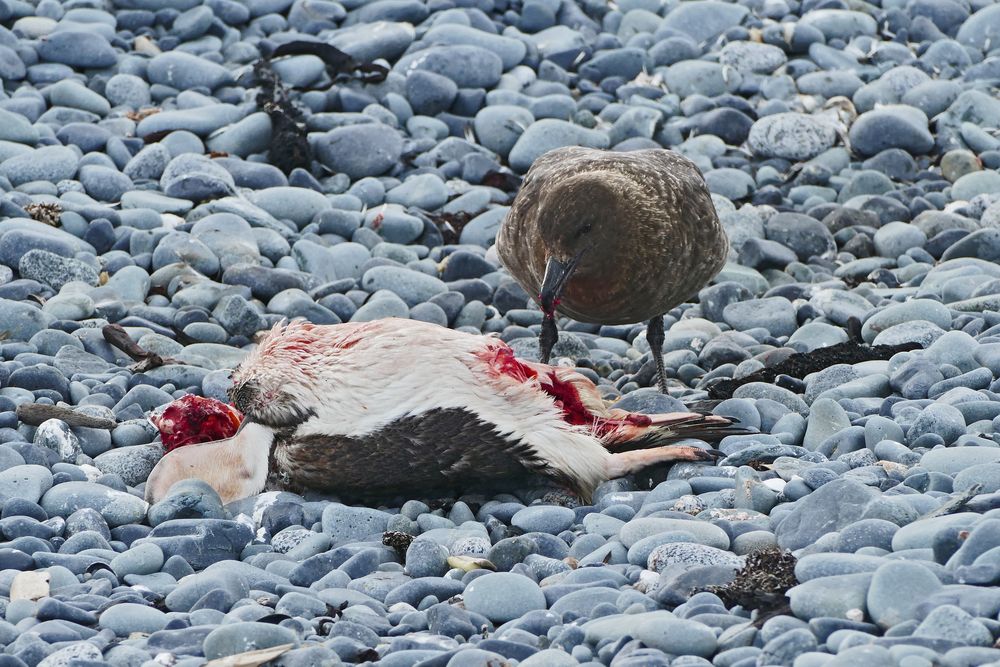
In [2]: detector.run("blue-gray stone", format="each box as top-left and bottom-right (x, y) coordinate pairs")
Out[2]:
(99, 603), (169, 636)
(850, 106), (934, 157)
(464, 572), (546, 623)
(94, 445), (163, 488)
(147, 51), (233, 90)
(0, 465), (53, 504)
(105, 73), (152, 108)
(913, 605), (993, 646)
(748, 113), (837, 161)
(956, 4), (1000, 51)
(775, 479), (880, 550)
(405, 538), (450, 578)
(508, 119), (609, 173)
(474, 106), (535, 159)
(787, 572), (872, 620)
(40, 482), (148, 527)
(0, 145), (79, 186)
(394, 45), (503, 88)
(321, 504), (391, 541)
(37, 30), (117, 68)
(584, 611), (717, 657)
(202, 622), (300, 659)
(867, 560), (942, 629)
(161, 154), (236, 201)
(360, 266), (447, 306)
(511, 506), (575, 534)
(18, 250), (100, 290)
(313, 124), (403, 179)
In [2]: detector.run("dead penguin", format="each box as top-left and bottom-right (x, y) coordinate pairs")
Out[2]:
(144, 319), (739, 505)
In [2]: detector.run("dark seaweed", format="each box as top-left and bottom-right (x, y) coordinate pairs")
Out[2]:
(709, 547), (798, 620)
(251, 41), (390, 174)
(426, 211), (476, 245)
(252, 57), (313, 175)
(706, 339), (921, 400)
(269, 40), (389, 85)
(383, 531), (415, 559)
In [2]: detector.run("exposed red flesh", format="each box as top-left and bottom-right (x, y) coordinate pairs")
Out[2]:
(480, 343), (651, 436)
(537, 370), (650, 436)
(483, 343), (539, 383)
(151, 395), (243, 452)
(160, 339), (650, 450)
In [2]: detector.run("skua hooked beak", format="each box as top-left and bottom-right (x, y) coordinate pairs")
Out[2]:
(539, 250), (585, 314)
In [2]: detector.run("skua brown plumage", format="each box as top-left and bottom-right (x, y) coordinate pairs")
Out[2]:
(497, 147), (729, 392)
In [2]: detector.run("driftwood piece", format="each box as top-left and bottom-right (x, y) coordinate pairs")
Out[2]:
(447, 555), (496, 572)
(203, 644), (295, 667)
(16, 403), (117, 429)
(920, 483), (984, 520)
(102, 323), (179, 373)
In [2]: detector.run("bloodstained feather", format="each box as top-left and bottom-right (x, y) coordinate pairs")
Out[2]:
(160, 342), (649, 453)
(479, 343), (651, 437)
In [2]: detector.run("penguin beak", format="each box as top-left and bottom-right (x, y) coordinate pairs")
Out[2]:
(540, 251), (584, 315)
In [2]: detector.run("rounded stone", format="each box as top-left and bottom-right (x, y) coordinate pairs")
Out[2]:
(511, 506), (575, 534)
(99, 603), (169, 636)
(747, 113), (837, 161)
(202, 622), (300, 659)
(463, 572), (547, 623)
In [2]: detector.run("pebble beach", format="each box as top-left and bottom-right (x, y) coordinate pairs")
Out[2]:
(1, 0), (1000, 665)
